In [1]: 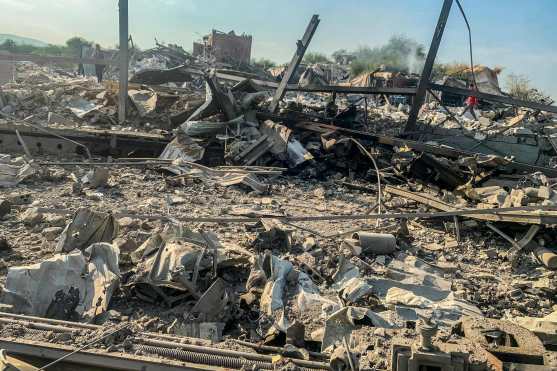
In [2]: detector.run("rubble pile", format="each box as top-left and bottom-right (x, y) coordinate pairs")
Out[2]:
(0, 43), (557, 371)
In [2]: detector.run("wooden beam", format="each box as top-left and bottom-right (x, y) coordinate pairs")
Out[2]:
(268, 15), (320, 113)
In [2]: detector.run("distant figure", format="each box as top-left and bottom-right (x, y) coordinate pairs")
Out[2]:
(462, 82), (478, 120)
(93, 44), (105, 83)
(77, 45), (85, 77)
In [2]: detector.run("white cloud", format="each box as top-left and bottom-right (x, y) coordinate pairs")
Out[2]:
(0, 0), (36, 12)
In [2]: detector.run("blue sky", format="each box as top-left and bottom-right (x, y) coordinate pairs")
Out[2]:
(1, 0), (556, 98)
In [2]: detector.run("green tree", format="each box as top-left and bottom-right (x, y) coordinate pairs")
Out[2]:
(303, 52), (330, 64)
(0, 39), (17, 52)
(252, 58), (276, 69)
(65, 36), (93, 54)
(348, 35), (426, 77)
(331, 49), (348, 64)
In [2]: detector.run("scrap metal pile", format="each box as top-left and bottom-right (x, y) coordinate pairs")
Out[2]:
(1, 19), (557, 371)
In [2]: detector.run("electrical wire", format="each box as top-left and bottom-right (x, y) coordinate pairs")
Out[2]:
(342, 138), (383, 226)
(455, 0), (478, 90)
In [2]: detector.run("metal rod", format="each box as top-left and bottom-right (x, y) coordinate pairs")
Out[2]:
(33, 205), (557, 224)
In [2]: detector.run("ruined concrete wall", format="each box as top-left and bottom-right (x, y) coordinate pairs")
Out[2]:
(192, 42), (204, 58)
(208, 30), (252, 65)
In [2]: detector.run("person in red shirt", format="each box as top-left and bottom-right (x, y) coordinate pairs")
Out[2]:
(462, 83), (478, 120)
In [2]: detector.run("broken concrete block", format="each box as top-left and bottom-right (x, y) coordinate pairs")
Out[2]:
(81, 167), (109, 188)
(20, 207), (44, 226)
(42, 227), (63, 241)
(0, 199), (11, 218)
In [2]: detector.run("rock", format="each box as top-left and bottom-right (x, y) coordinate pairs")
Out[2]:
(118, 217), (139, 229)
(113, 237), (138, 253)
(42, 226), (63, 241)
(302, 237), (317, 251)
(313, 187), (326, 199)
(20, 207), (44, 225)
(44, 214), (67, 227)
(0, 199), (12, 218)
(485, 248), (498, 259)
(0, 237), (11, 251)
(82, 167), (109, 188)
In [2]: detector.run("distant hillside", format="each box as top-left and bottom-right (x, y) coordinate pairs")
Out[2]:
(0, 34), (48, 47)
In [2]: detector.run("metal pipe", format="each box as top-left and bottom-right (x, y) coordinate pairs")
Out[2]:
(0, 312), (98, 330)
(233, 339), (329, 360)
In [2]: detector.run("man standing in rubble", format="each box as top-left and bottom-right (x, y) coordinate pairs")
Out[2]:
(93, 44), (105, 84)
(462, 82), (478, 120)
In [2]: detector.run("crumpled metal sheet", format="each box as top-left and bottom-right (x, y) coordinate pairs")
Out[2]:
(1, 242), (120, 321)
(0, 163), (34, 188)
(259, 254), (294, 315)
(128, 89), (157, 117)
(56, 208), (119, 253)
(0, 155), (34, 188)
(159, 137), (205, 165)
(66, 98), (101, 118)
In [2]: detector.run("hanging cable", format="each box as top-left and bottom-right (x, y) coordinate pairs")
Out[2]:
(455, 0), (477, 90)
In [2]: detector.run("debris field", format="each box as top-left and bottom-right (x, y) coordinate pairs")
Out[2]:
(1, 7), (557, 371)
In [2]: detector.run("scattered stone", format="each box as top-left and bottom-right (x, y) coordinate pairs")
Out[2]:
(42, 226), (63, 241)
(20, 207), (44, 226)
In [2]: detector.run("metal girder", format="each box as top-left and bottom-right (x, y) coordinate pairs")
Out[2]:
(0, 122), (168, 158)
(295, 121), (557, 177)
(268, 15), (320, 113)
(429, 83), (557, 114)
(405, 0), (454, 133)
(216, 70), (418, 96)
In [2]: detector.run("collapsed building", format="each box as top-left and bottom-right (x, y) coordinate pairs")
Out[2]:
(0, 3), (557, 371)
(193, 29), (253, 66)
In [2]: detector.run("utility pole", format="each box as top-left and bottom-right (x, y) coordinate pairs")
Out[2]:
(118, 0), (129, 124)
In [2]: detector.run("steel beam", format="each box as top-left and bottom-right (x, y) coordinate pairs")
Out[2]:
(0, 122), (168, 158)
(405, 0), (454, 133)
(295, 121), (557, 177)
(268, 15), (320, 113)
(216, 71), (417, 95)
(429, 83), (557, 114)
(118, 0), (129, 124)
